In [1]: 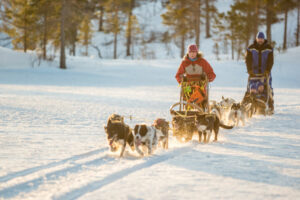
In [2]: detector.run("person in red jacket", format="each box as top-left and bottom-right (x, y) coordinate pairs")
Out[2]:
(175, 44), (216, 83)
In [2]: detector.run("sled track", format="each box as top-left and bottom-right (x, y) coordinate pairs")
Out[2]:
(54, 146), (192, 200)
(0, 147), (108, 183)
(0, 145), (193, 199)
(0, 147), (109, 199)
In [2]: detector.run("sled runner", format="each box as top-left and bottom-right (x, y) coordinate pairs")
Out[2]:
(170, 75), (209, 142)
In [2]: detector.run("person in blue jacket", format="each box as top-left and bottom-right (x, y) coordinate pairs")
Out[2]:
(246, 32), (274, 112)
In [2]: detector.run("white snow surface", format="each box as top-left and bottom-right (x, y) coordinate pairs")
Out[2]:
(0, 46), (300, 200)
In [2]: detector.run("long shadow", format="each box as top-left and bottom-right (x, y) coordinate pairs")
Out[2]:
(167, 149), (300, 190)
(222, 140), (300, 160)
(53, 146), (191, 200)
(0, 152), (114, 199)
(0, 147), (107, 183)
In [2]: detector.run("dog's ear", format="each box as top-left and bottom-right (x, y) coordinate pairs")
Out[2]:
(140, 125), (148, 136)
(222, 96), (224, 100)
(134, 125), (139, 135)
(104, 125), (107, 133)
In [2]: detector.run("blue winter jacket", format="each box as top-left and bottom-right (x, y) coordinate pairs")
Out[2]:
(246, 40), (274, 75)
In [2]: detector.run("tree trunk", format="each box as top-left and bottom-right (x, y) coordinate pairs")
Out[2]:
(180, 34), (185, 58)
(266, 0), (273, 41)
(283, 9), (288, 50)
(60, 0), (66, 69)
(42, 12), (48, 59)
(231, 35), (234, 60)
(126, 0), (134, 57)
(23, 2), (28, 53)
(205, 0), (211, 38)
(296, 1), (300, 46)
(71, 43), (76, 56)
(195, 0), (201, 47)
(98, 6), (104, 31)
(114, 32), (117, 59)
(246, 5), (251, 47)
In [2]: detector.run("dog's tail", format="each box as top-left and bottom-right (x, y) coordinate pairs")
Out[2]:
(220, 123), (234, 129)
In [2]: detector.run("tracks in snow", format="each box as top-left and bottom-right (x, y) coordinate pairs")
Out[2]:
(0, 145), (193, 199)
(0, 147), (108, 199)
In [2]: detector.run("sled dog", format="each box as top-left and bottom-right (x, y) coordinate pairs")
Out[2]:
(104, 114), (134, 157)
(196, 113), (234, 143)
(133, 124), (165, 156)
(228, 103), (246, 127)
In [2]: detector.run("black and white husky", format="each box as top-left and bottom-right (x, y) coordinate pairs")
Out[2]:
(228, 103), (246, 127)
(133, 124), (165, 156)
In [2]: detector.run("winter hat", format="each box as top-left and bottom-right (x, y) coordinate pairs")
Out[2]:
(256, 32), (265, 39)
(187, 44), (198, 52)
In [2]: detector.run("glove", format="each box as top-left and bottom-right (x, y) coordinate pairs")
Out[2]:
(264, 70), (270, 77)
(248, 70), (254, 77)
(200, 74), (206, 81)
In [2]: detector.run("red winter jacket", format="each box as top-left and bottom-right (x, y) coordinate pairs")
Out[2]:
(175, 53), (216, 83)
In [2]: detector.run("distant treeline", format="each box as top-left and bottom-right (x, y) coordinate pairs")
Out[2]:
(0, 0), (299, 68)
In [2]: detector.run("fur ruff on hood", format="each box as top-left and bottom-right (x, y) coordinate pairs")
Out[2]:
(183, 51), (203, 60)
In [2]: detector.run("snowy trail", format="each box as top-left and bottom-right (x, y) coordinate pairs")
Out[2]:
(54, 146), (193, 200)
(0, 148), (107, 183)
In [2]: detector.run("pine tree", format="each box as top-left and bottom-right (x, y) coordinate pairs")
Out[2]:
(264, 0), (279, 42)
(31, 0), (57, 59)
(95, 0), (109, 32)
(79, 15), (94, 56)
(161, 0), (192, 57)
(104, 0), (125, 59)
(2, 0), (38, 52)
(127, 14), (142, 59)
(205, 0), (217, 38)
(125, 0), (135, 57)
(278, 0), (296, 50)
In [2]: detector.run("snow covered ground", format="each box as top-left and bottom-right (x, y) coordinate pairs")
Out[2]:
(0, 46), (300, 200)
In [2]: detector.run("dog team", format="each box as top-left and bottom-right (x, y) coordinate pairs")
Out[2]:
(104, 94), (257, 157)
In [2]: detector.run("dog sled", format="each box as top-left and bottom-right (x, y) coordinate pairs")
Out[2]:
(170, 75), (209, 142)
(242, 74), (274, 116)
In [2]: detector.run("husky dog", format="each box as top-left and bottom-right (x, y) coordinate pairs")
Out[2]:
(218, 96), (236, 124)
(104, 114), (135, 157)
(195, 114), (234, 143)
(153, 118), (169, 149)
(241, 92), (256, 118)
(210, 101), (222, 121)
(133, 124), (165, 156)
(228, 103), (246, 127)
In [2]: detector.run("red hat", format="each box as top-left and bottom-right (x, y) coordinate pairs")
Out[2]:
(188, 44), (198, 52)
